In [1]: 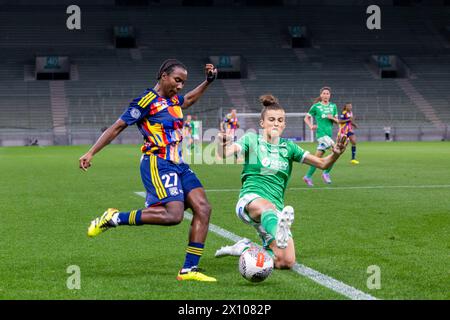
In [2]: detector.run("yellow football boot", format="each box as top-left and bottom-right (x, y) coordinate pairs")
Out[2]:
(176, 268), (217, 282)
(87, 208), (118, 238)
(351, 159), (360, 165)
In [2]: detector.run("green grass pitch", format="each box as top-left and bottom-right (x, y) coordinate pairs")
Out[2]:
(0, 141), (449, 300)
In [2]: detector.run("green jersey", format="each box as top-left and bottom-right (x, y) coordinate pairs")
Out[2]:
(235, 132), (309, 211)
(307, 102), (338, 139)
(191, 120), (200, 137)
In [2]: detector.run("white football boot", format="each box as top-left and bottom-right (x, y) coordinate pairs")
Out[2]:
(215, 238), (251, 257)
(275, 206), (294, 249)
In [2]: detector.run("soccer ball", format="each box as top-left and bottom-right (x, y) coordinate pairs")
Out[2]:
(238, 246), (274, 282)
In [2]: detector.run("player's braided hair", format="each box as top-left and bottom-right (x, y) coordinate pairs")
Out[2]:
(342, 102), (352, 112)
(157, 59), (187, 80)
(260, 94), (283, 119)
(313, 86), (331, 104)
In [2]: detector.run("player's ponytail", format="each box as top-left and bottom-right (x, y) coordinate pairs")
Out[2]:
(260, 94), (283, 119)
(157, 59), (187, 80)
(313, 86), (332, 104)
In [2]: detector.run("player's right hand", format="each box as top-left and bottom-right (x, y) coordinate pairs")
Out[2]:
(205, 64), (217, 83)
(333, 135), (348, 155)
(311, 125), (317, 131)
(79, 152), (93, 171)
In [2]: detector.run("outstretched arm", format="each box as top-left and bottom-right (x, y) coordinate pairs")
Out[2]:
(181, 64), (217, 109)
(79, 119), (128, 171)
(338, 117), (351, 124)
(303, 135), (348, 170)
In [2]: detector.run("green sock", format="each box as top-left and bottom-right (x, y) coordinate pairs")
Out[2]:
(306, 165), (317, 178)
(261, 209), (278, 238)
(324, 163), (334, 174)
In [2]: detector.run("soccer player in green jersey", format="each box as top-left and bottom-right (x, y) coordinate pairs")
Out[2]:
(191, 115), (201, 155)
(214, 94), (347, 269)
(303, 87), (340, 186)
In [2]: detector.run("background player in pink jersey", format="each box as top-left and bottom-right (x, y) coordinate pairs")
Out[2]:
(220, 108), (242, 162)
(338, 103), (359, 164)
(221, 108), (240, 140)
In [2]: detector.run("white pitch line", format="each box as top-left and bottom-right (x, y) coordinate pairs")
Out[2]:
(134, 192), (378, 300)
(201, 184), (450, 192)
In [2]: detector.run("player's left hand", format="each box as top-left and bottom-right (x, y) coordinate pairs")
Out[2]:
(205, 64), (217, 83)
(328, 114), (338, 123)
(332, 135), (348, 155)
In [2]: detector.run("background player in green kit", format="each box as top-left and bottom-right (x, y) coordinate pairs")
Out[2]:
(303, 87), (339, 186)
(191, 115), (201, 155)
(214, 94), (348, 269)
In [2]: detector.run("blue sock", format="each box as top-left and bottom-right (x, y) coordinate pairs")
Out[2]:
(117, 210), (143, 225)
(182, 242), (204, 270)
(352, 146), (356, 160)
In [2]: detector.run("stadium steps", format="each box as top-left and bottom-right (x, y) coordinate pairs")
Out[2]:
(49, 81), (69, 136)
(395, 79), (445, 129)
(293, 49), (308, 62)
(221, 80), (252, 113)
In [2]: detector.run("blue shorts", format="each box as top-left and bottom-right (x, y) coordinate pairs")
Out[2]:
(140, 155), (203, 207)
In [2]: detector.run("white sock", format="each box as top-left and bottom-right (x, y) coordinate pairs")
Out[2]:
(110, 213), (120, 226)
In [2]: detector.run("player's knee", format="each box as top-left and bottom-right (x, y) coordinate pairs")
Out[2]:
(193, 200), (212, 223)
(258, 203), (277, 214)
(275, 258), (295, 270)
(166, 208), (184, 225)
(198, 201), (212, 218)
(285, 258), (296, 269)
(274, 253), (296, 269)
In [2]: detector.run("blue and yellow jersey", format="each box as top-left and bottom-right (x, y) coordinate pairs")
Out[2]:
(223, 114), (239, 130)
(120, 88), (185, 164)
(338, 110), (353, 137)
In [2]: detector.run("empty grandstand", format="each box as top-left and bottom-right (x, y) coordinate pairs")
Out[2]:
(0, 0), (448, 145)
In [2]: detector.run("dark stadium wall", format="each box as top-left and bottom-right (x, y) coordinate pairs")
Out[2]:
(0, 0), (399, 6)
(0, 0), (115, 4)
(1, 0), (449, 5)
(0, 0), (447, 6)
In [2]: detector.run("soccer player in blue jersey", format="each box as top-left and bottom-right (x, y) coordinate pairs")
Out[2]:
(79, 59), (218, 282)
